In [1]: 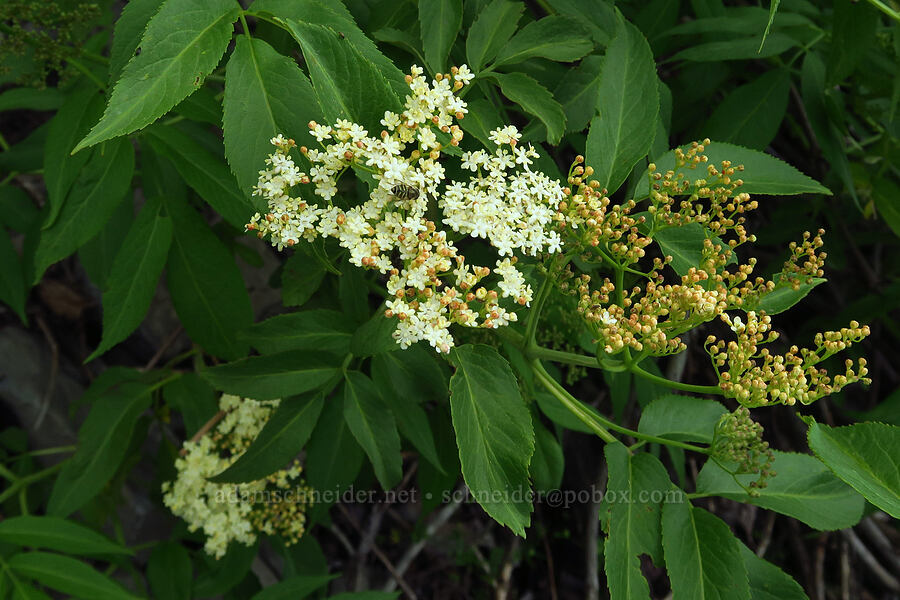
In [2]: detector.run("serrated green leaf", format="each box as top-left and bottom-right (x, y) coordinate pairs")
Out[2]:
(466, 0), (523, 72)
(145, 126), (251, 229)
(47, 372), (152, 517)
(165, 197), (252, 360)
(193, 541), (258, 597)
(696, 451), (865, 530)
(638, 395), (727, 443)
(281, 246), (327, 307)
(555, 55), (604, 133)
(586, 14), (658, 194)
(74, 0), (240, 152)
(458, 98), (504, 149)
(201, 351), (339, 400)
(490, 16), (592, 68)
(827, 0), (877, 85)
(147, 542), (192, 600)
(282, 20), (402, 134)
(661, 503), (750, 600)
(0, 230), (26, 322)
(703, 69), (790, 150)
(43, 81), (105, 228)
(419, 0), (462, 74)
(250, 0), (409, 99)
(343, 372), (403, 489)
(759, 0), (781, 53)
(223, 36), (322, 195)
(603, 443), (672, 600)
(213, 392), (325, 483)
(87, 197), (172, 361)
(8, 552), (139, 600)
(0, 517), (131, 556)
(78, 196), (134, 290)
(0, 87), (63, 112)
(807, 421), (900, 519)
(653, 222), (709, 276)
(250, 574), (337, 600)
(448, 344), (533, 536)
(107, 0), (165, 86)
(33, 138), (134, 283)
(488, 72), (566, 144)
(739, 543), (809, 600)
(240, 310), (354, 355)
(636, 141), (830, 197)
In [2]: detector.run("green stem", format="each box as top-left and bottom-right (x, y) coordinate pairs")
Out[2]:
(525, 264), (555, 347)
(866, 0), (900, 22)
(533, 360), (711, 453)
(532, 360), (617, 443)
(628, 362), (723, 396)
(529, 346), (601, 369)
(3, 445), (76, 463)
(0, 462), (66, 504)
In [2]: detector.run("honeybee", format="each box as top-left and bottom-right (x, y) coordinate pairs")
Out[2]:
(390, 183), (421, 201)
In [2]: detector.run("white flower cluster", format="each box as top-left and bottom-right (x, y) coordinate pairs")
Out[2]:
(162, 395), (309, 558)
(247, 65), (568, 353)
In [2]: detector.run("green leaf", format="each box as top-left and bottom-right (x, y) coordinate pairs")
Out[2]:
(638, 394), (727, 443)
(739, 543), (809, 600)
(33, 138), (135, 283)
(250, 574), (336, 600)
(250, 0), (409, 99)
(86, 197), (173, 361)
(147, 542), (192, 600)
(43, 81), (105, 228)
(586, 14), (659, 194)
(78, 196), (134, 290)
(488, 72), (566, 144)
(603, 443), (673, 600)
(107, 0), (165, 86)
(372, 27), (426, 67)
(490, 16), (592, 68)
(240, 310), (354, 355)
(703, 70), (790, 150)
(193, 541), (258, 597)
(343, 372), (403, 489)
(0, 517), (130, 556)
(555, 55), (604, 134)
(327, 593), (399, 600)
(418, 0), (462, 74)
(350, 311), (399, 357)
(145, 126), (252, 229)
(531, 420), (564, 492)
(212, 392), (325, 483)
(202, 351), (339, 400)
(0, 230), (26, 322)
(448, 344), (534, 536)
(750, 277), (825, 315)
(759, 0), (781, 53)
(546, 0), (617, 46)
(695, 451), (865, 530)
(800, 53), (856, 204)
(0, 87), (63, 112)
(223, 36), (322, 195)
(636, 141), (830, 197)
(533, 387), (604, 434)
(47, 372), (152, 517)
(671, 33), (797, 62)
(465, 0), (523, 72)
(0, 185), (40, 232)
(807, 421), (900, 519)
(458, 98), (504, 149)
(372, 348), (446, 470)
(305, 395), (364, 520)
(653, 222), (709, 276)
(827, 0), (878, 84)
(165, 197), (253, 360)
(281, 246), (327, 307)
(74, 0), (240, 152)
(164, 372), (218, 436)
(8, 552), (139, 600)
(661, 503), (750, 600)
(282, 20), (402, 134)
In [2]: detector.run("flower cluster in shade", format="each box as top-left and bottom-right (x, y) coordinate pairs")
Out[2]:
(247, 65), (566, 353)
(556, 141), (870, 406)
(162, 395), (311, 559)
